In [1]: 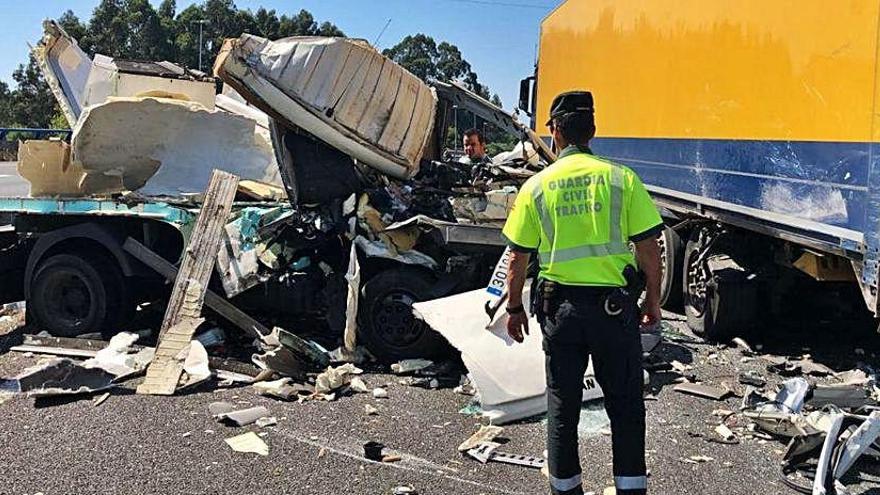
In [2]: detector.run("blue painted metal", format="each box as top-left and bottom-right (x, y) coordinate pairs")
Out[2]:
(0, 128), (72, 142)
(592, 137), (869, 233)
(0, 197), (194, 226)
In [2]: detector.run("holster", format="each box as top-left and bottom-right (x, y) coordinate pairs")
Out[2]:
(532, 278), (558, 326)
(603, 265), (646, 323)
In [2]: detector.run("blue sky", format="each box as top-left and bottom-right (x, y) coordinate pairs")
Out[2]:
(0, 0), (559, 109)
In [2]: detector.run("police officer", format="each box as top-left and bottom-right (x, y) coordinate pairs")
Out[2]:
(502, 91), (663, 495)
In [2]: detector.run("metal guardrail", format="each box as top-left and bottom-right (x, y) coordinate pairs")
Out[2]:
(0, 128), (72, 142)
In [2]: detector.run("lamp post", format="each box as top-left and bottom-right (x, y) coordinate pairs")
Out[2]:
(191, 19), (210, 71)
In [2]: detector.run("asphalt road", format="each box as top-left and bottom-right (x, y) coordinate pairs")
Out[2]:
(0, 312), (877, 495)
(0, 161), (29, 197)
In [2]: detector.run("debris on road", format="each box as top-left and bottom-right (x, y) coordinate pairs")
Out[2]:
(214, 405), (271, 427)
(350, 377), (370, 394)
(253, 378), (306, 400)
(391, 359), (433, 375)
(92, 392), (110, 407)
(363, 441), (385, 461)
(255, 416), (277, 428)
(738, 370), (767, 388)
(314, 363), (363, 395)
(457, 425), (504, 452)
(673, 383), (731, 401)
(2, 358), (116, 397)
(225, 432), (269, 456)
(365, 404), (379, 416)
(465, 442), (545, 469)
(372, 387), (389, 399)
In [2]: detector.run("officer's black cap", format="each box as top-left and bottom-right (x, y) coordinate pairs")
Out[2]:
(546, 91), (594, 126)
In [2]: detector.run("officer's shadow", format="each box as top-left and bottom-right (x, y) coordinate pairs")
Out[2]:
(644, 341), (696, 395)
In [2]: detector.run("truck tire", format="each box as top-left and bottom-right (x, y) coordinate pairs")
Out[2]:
(28, 253), (125, 337)
(683, 231), (756, 341)
(360, 267), (454, 362)
(658, 226), (684, 310)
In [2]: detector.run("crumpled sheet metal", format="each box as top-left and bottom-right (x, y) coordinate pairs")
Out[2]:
(4, 358), (116, 397)
(215, 34), (437, 180)
(353, 235), (437, 270)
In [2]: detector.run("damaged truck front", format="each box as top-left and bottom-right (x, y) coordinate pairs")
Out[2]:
(0, 22), (549, 361)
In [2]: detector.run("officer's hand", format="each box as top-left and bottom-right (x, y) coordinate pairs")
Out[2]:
(506, 312), (529, 343)
(640, 300), (662, 332)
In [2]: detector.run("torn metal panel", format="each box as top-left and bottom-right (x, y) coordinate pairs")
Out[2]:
(833, 411), (880, 479)
(673, 383), (731, 401)
(5, 358), (115, 397)
(810, 384), (870, 409)
(812, 414), (844, 495)
(451, 187), (517, 223)
(413, 286), (603, 424)
(33, 20), (92, 126)
(383, 215), (506, 247)
(35, 20), (217, 125)
(353, 235), (437, 270)
(215, 35), (436, 180)
(84, 55), (216, 110)
(215, 406), (271, 427)
(458, 425), (503, 452)
(225, 432), (269, 456)
(82, 332), (154, 380)
(71, 96), (279, 197)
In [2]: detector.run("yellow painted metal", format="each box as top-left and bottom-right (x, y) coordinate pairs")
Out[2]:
(536, 0), (880, 143)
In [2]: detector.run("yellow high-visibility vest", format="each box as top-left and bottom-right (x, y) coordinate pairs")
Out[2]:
(502, 146), (663, 286)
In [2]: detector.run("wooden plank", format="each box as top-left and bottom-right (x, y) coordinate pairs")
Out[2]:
(123, 237), (268, 339)
(137, 170), (239, 396)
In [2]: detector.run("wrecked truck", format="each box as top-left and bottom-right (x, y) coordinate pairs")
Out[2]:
(0, 22), (551, 361)
(523, 0), (880, 339)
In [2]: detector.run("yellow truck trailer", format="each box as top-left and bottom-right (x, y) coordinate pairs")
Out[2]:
(521, 0), (880, 338)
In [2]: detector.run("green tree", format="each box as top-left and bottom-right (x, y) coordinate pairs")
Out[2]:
(126, 0), (172, 60)
(9, 55), (60, 128)
(157, 0), (179, 61)
(383, 34), (438, 81)
(81, 0), (129, 56)
(254, 7), (280, 39)
(3, 2), (345, 128)
(58, 10), (88, 42)
(0, 81), (14, 126)
(383, 33), (488, 97)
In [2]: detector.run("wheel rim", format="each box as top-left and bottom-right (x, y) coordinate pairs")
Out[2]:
(42, 268), (95, 328)
(372, 291), (426, 350)
(686, 243), (709, 317)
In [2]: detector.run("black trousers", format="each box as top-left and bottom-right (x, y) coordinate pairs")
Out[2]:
(542, 288), (647, 495)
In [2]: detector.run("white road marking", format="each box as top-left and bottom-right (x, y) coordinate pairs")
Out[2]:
(273, 427), (530, 495)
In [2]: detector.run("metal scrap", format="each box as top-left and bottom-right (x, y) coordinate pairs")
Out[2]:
(458, 425), (504, 452)
(673, 383), (731, 401)
(225, 432), (269, 456)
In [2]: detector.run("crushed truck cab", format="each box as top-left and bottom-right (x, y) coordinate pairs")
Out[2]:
(0, 21), (548, 361)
